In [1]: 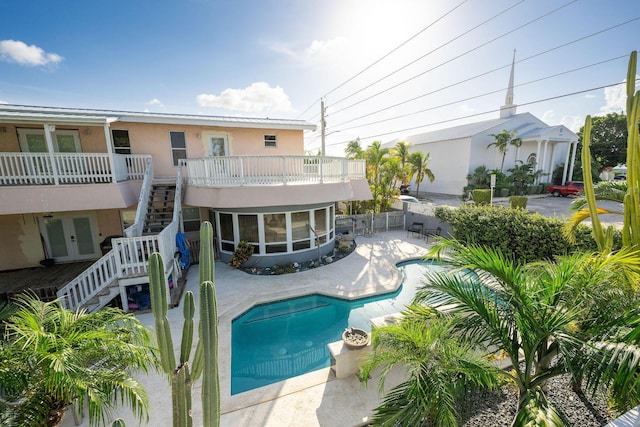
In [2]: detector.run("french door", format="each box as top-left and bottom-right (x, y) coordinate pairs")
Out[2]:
(40, 214), (100, 262)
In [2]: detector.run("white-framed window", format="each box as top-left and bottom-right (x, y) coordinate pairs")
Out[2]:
(170, 131), (187, 165)
(17, 128), (81, 153)
(264, 134), (277, 148)
(527, 153), (537, 165)
(182, 207), (201, 232)
(112, 130), (131, 154)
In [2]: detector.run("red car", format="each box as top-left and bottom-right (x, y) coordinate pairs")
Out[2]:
(547, 181), (584, 197)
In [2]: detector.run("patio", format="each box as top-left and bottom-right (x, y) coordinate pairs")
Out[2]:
(59, 230), (430, 427)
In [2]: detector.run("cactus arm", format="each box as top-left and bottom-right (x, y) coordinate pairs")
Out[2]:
(199, 221), (215, 284)
(200, 280), (220, 427)
(191, 341), (203, 381)
(149, 253), (176, 374)
(180, 291), (195, 364)
(580, 115), (606, 250)
(112, 419), (126, 427)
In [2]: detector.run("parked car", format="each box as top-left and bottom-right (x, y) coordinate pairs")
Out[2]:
(614, 174), (627, 181)
(547, 181), (584, 197)
(399, 195), (420, 203)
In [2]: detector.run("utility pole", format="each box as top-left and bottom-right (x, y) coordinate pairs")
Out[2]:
(320, 98), (326, 156)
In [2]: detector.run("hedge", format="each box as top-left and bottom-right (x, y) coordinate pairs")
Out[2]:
(435, 205), (621, 263)
(472, 189), (491, 205)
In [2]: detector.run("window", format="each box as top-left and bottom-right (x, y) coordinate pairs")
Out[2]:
(264, 213), (286, 253)
(170, 131), (187, 166)
(182, 207), (201, 232)
(219, 213), (234, 252)
(17, 128), (81, 153)
(112, 130), (131, 154)
(264, 134), (277, 148)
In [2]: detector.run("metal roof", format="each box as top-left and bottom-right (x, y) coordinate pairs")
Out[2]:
(0, 104), (317, 131)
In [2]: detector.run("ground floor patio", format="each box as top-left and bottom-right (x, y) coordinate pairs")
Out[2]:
(60, 230), (430, 427)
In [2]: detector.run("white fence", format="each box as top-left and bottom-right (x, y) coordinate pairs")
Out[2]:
(337, 212), (406, 235)
(0, 153), (150, 185)
(184, 156), (366, 186)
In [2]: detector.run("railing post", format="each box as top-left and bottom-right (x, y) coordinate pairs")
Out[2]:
(319, 157), (324, 184)
(113, 239), (124, 279)
(103, 123), (117, 183)
(43, 124), (60, 185)
(282, 156), (287, 184)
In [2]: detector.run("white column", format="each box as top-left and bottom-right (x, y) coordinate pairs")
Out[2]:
(562, 141), (572, 185)
(43, 123), (60, 185)
(568, 140), (578, 182)
(103, 122), (116, 183)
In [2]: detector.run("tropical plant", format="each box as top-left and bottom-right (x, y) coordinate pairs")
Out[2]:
(392, 141), (413, 186)
(228, 240), (254, 268)
(359, 311), (501, 426)
(565, 51), (639, 251)
(507, 160), (543, 195)
(409, 151), (435, 197)
(0, 293), (157, 427)
(148, 220), (220, 427)
(487, 129), (522, 172)
(345, 138), (365, 160)
(414, 240), (640, 425)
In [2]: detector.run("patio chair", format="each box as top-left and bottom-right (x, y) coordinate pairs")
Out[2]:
(407, 222), (424, 238)
(423, 226), (442, 242)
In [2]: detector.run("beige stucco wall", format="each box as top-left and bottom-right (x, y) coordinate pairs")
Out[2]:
(0, 124), (107, 153)
(117, 123), (305, 178)
(0, 124), (20, 151)
(0, 214), (45, 270)
(0, 209), (122, 271)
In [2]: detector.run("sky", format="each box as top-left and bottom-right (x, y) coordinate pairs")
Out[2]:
(1, 0), (639, 156)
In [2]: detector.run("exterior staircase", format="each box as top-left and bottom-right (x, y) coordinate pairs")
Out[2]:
(143, 184), (176, 234)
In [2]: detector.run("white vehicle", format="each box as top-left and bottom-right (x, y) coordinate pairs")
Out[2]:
(399, 195), (420, 203)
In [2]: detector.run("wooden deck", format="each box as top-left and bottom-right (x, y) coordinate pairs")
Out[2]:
(0, 261), (94, 303)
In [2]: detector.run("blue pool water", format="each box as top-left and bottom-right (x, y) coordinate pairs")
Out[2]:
(231, 259), (449, 395)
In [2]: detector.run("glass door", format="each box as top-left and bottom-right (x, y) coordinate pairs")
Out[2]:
(40, 214), (99, 262)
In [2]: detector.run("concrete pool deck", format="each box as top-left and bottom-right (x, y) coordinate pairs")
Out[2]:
(62, 230), (430, 427)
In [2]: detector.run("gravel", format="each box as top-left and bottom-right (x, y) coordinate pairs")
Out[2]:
(460, 374), (615, 426)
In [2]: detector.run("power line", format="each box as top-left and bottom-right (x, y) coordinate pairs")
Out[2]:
(323, 0), (472, 100)
(308, 80), (629, 151)
(295, 0), (471, 120)
(327, 16), (640, 129)
(332, 54), (628, 132)
(329, 0), (580, 116)
(329, 0), (526, 108)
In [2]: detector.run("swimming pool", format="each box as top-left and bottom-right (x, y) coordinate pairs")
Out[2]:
(231, 259), (449, 395)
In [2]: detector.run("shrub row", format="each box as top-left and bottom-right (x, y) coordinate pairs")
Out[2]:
(435, 205), (621, 263)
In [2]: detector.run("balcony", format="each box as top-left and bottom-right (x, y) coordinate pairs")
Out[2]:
(0, 153), (150, 214)
(183, 156), (371, 208)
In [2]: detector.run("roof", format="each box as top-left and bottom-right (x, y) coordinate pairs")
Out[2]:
(0, 104), (317, 131)
(384, 112), (577, 147)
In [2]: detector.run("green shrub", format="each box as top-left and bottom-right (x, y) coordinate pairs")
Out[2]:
(499, 188), (510, 197)
(228, 241), (254, 268)
(472, 189), (491, 205)
(273, 262), (296, 274)
(434, 205), (619, 263)
(509, 196), (527, 209)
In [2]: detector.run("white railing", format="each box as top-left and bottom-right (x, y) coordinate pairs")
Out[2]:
(0, 153), (150, 185)
(184, 156), (365, 186)
(125, 157), (154, 238)
(57, 250), (119, 310)
(57, 160), (183, 312)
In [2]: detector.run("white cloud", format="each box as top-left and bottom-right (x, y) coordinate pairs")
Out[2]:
(542, 110), (584, 132)
(599, 81), (628, 115)
(268, 37), (348, 64)
(146, 98), (164, 107)
(196, 82), (292, 113)
(0, 40), (63, 67)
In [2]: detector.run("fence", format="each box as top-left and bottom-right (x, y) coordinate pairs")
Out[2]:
(336, 211), (406, 236)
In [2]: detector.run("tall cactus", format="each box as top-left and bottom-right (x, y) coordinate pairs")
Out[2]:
(148, 221), (220, 427)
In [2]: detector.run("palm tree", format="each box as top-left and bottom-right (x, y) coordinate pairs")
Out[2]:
(359, 311), (501, 426)
(0, 294), (158, 427)
(409, 151), (435, 197)
(365, 141), (390, 213)
(345, 138), (365, 160)
(414, 240), (640, 425)
(487, 129), (522, 172)
(392, 141), (412, 187)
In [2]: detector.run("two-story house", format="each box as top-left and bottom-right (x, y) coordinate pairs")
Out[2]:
(0, 104), (371, 312)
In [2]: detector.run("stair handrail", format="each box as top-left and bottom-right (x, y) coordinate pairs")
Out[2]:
(56, 250), (119, 310)
(125, 156), (154, 238)
(155, 160), (185, 272)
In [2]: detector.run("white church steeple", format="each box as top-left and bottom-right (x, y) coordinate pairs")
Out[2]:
(500, 50), (517, 118)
